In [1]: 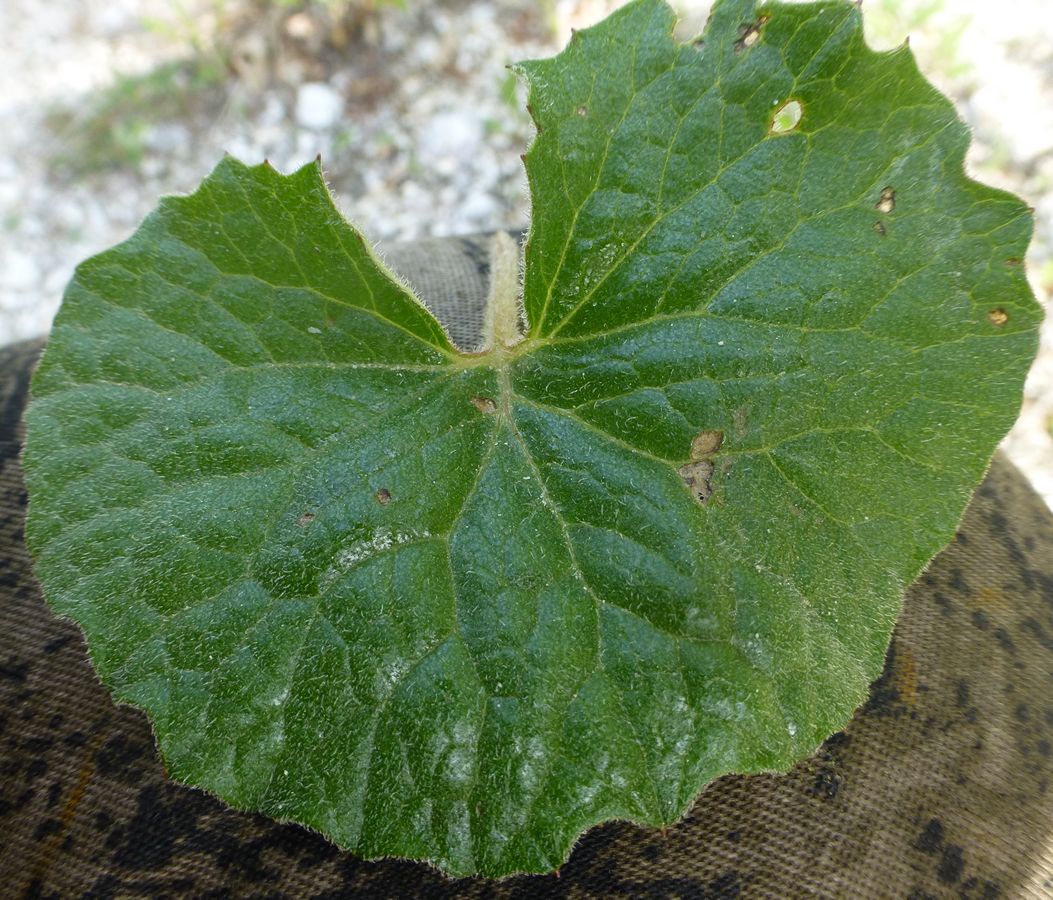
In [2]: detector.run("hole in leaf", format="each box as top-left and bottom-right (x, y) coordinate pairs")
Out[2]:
(876, 186), (896, 214)
(987, 308), (1009, 326)
(873, 221), (887, 237)
(471, 395), (497, 414)
(769, 99), (802, 135)
(734, 15), (769, 52)
(375, 488), (392, 504)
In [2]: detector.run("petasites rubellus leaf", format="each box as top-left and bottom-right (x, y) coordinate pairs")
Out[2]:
(23, 0), (1038, 878)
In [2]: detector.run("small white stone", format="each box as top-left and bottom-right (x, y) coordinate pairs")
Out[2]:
(459, 191), (499, 228)
(3, 252), (38, 291)
(295, 83), (344, 131)
(419, 110), (484, 164)
(146, 122), (190, 154)
(260, 93), (287, 128)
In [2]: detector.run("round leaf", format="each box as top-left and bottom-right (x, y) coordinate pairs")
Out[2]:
(23, 0), (1039, 878)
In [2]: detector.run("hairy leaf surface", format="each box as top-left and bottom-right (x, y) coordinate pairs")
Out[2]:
(23, 0), (1038, 878)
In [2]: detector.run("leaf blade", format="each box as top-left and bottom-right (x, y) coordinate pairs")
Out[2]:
(23, 0), (1040, 879)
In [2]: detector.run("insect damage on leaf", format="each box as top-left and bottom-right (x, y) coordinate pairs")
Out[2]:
(691, 430), (725, 459)
(679, 430), (725, 504)
(769, 98), (803, 134)
(734, 14), (769, 51)
(877, 186), (897, 213)
(22, 0), (1039, 881)
(470, 395), (498, 414)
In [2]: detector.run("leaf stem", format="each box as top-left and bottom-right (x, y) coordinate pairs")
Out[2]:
(483, 231), (526, 352)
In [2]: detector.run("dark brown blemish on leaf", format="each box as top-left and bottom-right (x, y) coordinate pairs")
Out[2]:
(876, 186), (896, 214)
(297, 512), (315, 527)
(987, 308), (1009, 326)
(471, 395), (498, 414)
(734, 15), (769, 51)
(1006, 257), (1022, 266)
(375, 488), (392, 505)
(679, 460), (715, 504)
(873, 221), (887, 237)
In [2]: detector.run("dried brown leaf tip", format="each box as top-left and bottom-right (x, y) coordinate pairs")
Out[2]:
(679, 429), (725, 504)
(876, 186), (896, 214)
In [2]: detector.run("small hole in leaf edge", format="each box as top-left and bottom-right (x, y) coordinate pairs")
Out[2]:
(769, 99), (803, 135)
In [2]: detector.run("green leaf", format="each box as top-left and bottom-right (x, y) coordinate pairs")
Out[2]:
(23, 0), (1038, 878)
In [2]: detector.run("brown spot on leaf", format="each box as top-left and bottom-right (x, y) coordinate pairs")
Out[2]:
(734, 15), (769, 51)
(375, 488), (392, 505)
(471, 395), (497, 414)
(691, 430), (724, 459)
(679, 460), (715, 504)
(297, 512), (315, 526)
(876, 186), (896, 214)
(576, 106), (588, 117)
(873, 221), (887, 237)
(987, 308), (1009, 326)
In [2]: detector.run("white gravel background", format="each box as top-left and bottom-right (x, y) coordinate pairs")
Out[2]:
(1, 0), (1051, 503)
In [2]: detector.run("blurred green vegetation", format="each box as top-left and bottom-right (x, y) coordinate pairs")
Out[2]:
(46, 58), (228, 175)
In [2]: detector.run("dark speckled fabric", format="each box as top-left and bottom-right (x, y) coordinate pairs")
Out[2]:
(3, 237), (1053, 898)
